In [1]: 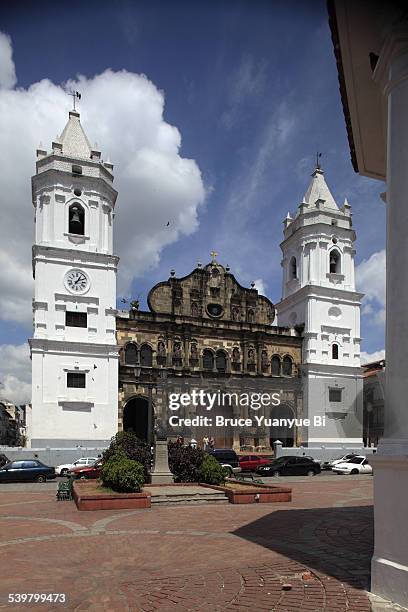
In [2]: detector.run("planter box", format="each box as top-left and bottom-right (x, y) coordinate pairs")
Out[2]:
(202, 481), (292, 504)
(73, 481), (151, 511)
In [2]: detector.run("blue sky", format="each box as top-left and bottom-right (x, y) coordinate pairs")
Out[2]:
(0, 0), (386, 401)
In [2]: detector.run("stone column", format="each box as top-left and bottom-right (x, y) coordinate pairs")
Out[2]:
(370, 37), (408, 606)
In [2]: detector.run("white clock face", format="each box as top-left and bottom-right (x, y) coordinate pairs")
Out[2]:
(64, 269), (89, 294)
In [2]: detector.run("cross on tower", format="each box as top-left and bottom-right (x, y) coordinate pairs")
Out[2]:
(210, 250), (218, 262)
(67, 90), (81, 111)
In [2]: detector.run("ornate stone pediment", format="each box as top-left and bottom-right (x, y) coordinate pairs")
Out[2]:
(147, 258), (275, 325)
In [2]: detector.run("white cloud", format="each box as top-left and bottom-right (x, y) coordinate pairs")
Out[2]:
(356, 249), (385, 325)
(0, 32), (16, 90)
(0, 343), (31, 404)
(361, 350), (385, 365)
(253, 278), (266, 295)
(0, 38), (206, 326)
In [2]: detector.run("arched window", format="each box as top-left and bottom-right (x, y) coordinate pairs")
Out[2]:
(329, 249), (341, 274)
(271, 355), (281, 376)
(140, 344), (153, 367)
(282, 355), (293, 376)
(332, 343), (339, 360)
(247, 309), (255, 323)
(203, 349), (214, 370)
(216, 350), (227, 372)
(68, 203), (85, 235)
(125, 343), (138, 366)
(290, 256), (297, 279)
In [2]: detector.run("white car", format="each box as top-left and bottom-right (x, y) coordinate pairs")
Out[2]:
(55, 457), (98, 476)
(332, 456), (373, 475)
(322, 453), (358, 470)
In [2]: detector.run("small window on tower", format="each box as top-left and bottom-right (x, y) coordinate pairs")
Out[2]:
(72, 164), (82, 175)
(332, 343), (339, 359)
(329, 388), (342, 402)
(290, 256), (297, 279)
(69, 204), (85, 235)
(67, 372), (86, 388)
(65, 311), (87, 328)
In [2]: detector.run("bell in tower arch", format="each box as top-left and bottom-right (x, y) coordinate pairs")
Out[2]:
(69, 204), (85, 235)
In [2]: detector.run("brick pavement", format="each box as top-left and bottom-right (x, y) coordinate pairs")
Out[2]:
(0, 476), (373, 611)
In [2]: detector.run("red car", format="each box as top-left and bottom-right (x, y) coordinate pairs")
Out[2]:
(239, 455), (272, 472)
(69, 458), (103, 479)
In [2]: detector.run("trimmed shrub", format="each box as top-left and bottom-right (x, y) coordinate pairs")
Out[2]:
(101, 451), (145, 493)
(200, 454), (227, 485)
(103, 431), (152, 481)
(168, 442), (204, 483)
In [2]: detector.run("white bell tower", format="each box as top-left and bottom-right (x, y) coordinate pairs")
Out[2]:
(276, 164), (364, 446)
(29, 109), (119, 447)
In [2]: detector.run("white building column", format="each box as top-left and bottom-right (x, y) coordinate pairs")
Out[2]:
(370, 36), (408, 606)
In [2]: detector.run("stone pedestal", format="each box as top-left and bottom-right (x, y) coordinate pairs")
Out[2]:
(150, 439), (174, 484)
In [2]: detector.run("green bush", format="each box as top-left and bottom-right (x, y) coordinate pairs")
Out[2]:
(101, 451), (145, 493)
(103, 431), (152, 481)
(200, 454), (227, 485)
(168, 442), (205, 482)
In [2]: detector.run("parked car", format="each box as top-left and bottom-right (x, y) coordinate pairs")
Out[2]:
(256, 456), (321, 477)
(321, 453), (358, 471)
(69, 458), (103, 479)
(0, 460), (56, 483)
(332, 456), (373, 475)
(0, 453), (9, 468)
(55, 457), (98, 476)
(207, 449), (241, 475)
(239, 455), (272, 472)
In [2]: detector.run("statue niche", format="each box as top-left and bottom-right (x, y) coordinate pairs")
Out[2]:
(232, 347), (241, 372)
(247, 347), (256, 372)
(232, 305), (241, 321)
(190, 342), (198, 366)
(172, 340), (183, 366)
(157, 340), (166, 366)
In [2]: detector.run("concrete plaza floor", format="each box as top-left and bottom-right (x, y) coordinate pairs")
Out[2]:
(0, 475), (375, 611)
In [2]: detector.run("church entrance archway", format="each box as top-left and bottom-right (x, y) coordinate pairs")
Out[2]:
(269, 404), (295, 447)
(123, 397), (151, 442)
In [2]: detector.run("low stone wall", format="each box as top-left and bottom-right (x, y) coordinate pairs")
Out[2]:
(0, 446), (108, 467)
(73, 481), (151, 511)
(203, 482), (292, 504)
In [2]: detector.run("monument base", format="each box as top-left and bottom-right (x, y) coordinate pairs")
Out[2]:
(150, 439), (174, 485)
(150, 472), (174, 484)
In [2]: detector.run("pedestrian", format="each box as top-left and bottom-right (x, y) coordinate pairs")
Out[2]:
(209, 436), (215, 450)
(202, 435), (209, 451)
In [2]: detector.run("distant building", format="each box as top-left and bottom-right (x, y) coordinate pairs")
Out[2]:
(362, 360), (385, 447)
(0, 400), (25, 446)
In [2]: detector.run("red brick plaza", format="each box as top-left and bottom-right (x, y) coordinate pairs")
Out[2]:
(0, 477), (373, 611)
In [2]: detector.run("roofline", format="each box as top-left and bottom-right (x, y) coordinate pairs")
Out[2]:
(327, 0), (359, 173)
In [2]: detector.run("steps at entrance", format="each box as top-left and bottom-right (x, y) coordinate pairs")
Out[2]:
(145, 485), (228, 506)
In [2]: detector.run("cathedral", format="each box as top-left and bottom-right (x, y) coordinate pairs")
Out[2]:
(28, 110), (363, 449)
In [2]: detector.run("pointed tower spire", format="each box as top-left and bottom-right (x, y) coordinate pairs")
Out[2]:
(58, 110), (92, 159)
(303, 164), (339, 210)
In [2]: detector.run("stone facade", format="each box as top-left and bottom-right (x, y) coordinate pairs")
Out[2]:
(117, 258), (303, 450)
